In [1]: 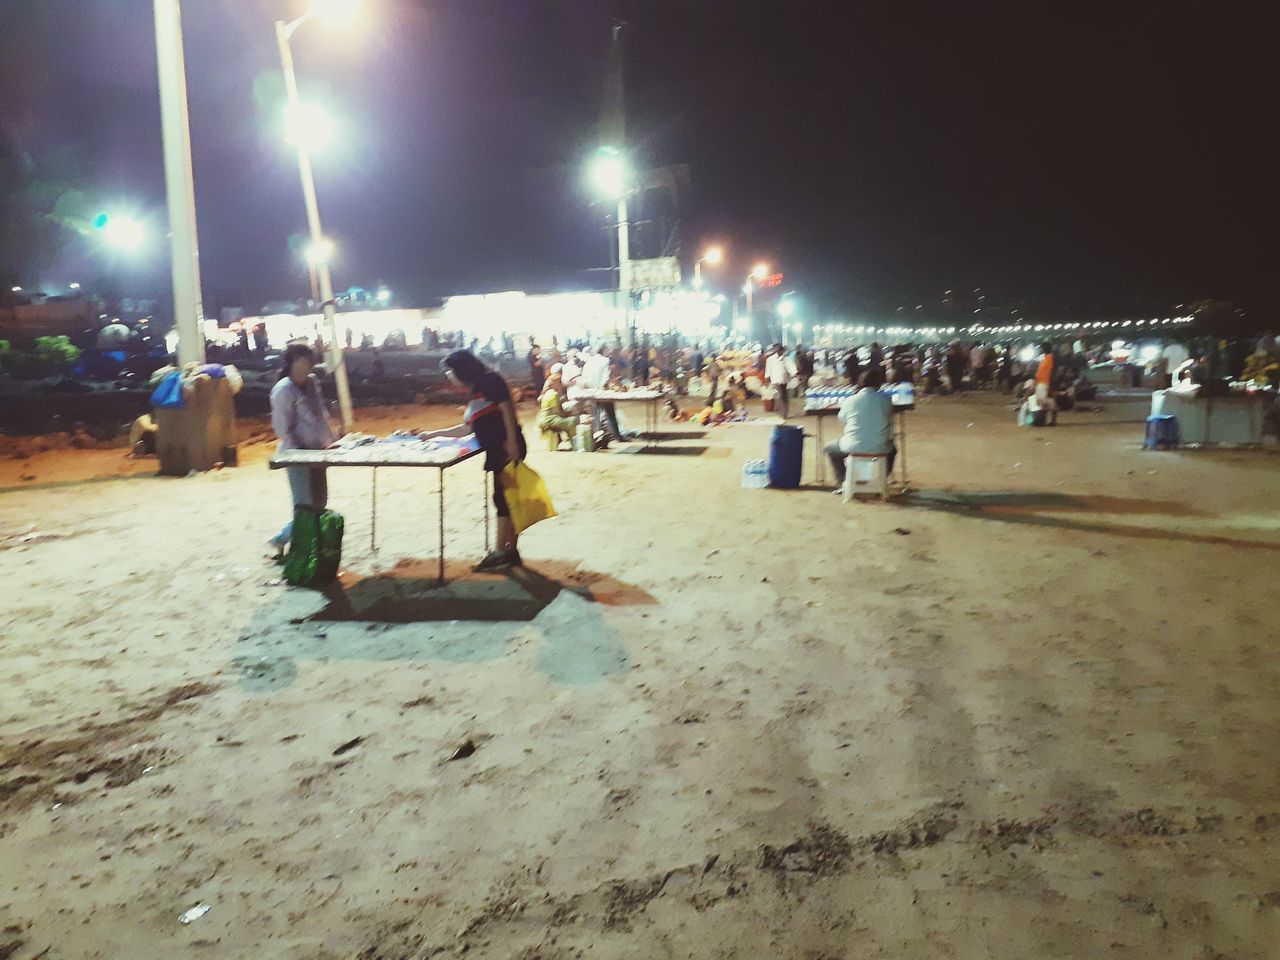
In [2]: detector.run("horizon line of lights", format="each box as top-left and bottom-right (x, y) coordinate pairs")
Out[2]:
(808, 317), (1196, 338)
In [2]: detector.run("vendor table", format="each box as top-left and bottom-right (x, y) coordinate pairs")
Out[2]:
(1150, 389), (1266, 446)
(567, 388), (665, 447)
(806, 405), (913, 489)
(270, 439), (487, 583)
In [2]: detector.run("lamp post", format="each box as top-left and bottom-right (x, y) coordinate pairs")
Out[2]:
(275, 2), (357, 433)
(743, 262), (769, 340)
(153, 0), (206, 367)
(589, 146), (632, 342)
(692, 245), (724, 290)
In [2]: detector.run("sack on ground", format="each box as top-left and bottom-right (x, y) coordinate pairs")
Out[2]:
(284, 507), (344, 587)
(500, 462), (557, 534)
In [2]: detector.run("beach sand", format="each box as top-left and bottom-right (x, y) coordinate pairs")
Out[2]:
(2, 391), (1278, 959)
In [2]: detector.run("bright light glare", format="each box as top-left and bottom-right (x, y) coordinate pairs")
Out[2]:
(589, 147), (628, 199)
(778, 299), (796, 318)
(10, 286), (21, 293)
(69, 282), (81, 290)
(306, 237), (336, 266)
(101, 216), (146, 251)
(285, 102), (335, 151)
(751, 262), (769, 281)
(376, 288), (391, 302)
(1139, 344), (1161, 363)
(703, 246), (724, 265)
(308, 0), (362, 26)
(1019, 346), (1037, 362)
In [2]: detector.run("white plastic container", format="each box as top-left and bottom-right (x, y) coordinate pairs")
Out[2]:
(741, 459), (769, 489)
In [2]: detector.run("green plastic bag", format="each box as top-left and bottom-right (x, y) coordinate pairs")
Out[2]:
(283, 507), (344, 587)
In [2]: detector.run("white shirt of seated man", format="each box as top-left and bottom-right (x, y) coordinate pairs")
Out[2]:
(836, 387), (894, 455)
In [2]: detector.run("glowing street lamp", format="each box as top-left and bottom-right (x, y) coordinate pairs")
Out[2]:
(98, 214), (148, 251)
(284, 101), (336, 151)
(274, 0), (361, 432)
(692, 244), (724, 289)
(305, 237), (335, 266)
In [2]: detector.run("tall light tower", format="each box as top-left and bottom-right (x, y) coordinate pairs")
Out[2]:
(153, 0), (206, 367)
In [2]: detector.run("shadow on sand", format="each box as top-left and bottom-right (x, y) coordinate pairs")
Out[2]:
(900, 489), (1280, 552)
(231, 560), (648, 693)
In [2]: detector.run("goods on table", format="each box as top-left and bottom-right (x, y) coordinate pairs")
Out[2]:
(805, 383), (915, 411)
(284, 432), (480, 465)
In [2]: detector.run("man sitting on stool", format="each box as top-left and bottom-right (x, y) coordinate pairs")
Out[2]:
(825, 368), (895, 491)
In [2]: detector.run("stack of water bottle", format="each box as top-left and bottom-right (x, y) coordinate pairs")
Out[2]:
(803, 383), (916, 411)
(804, 387), (856, 411)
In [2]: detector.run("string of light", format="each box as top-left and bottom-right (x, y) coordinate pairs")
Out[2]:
(810, 317), (1196, 339)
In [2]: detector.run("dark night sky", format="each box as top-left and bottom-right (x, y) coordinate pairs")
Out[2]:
(1, 1), (1274, 318)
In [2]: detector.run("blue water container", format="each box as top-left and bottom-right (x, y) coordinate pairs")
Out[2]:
(768, 425), (805, 488)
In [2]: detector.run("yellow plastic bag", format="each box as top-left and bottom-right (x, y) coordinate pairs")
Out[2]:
(500, 461), (557, 534)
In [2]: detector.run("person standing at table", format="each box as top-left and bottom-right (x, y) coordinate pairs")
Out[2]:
(267, 343), (338, 561)
(421, 350), (528, 571)
(581, 346), (626, 444)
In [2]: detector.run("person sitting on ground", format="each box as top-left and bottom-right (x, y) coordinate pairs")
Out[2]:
(536, 367), (577, 449)
(824, 368), (895, 492)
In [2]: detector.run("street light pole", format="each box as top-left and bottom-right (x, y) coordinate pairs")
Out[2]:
(153, 0), (206, 367)
(275, 17), (354, 433)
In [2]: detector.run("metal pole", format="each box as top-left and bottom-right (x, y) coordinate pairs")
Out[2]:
(437, 467), (446, 584)
(153, 0), (206, 367)
(276, 19), (354, 434)
(616, 195), (631, 347)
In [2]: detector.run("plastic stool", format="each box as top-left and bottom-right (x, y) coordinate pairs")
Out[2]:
(1144, 415), (1179, 449)
(843, 453), (890, 502)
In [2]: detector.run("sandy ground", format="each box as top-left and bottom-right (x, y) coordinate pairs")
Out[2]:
(1, 390), (1278, 960)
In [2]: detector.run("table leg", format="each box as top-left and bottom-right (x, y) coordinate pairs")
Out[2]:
(816, 415), (825, 485)
(483, 470), (490, 552)
(371, 466), (378, 553)
(897, 414), (909, 490)
(438, 467), (446, 584)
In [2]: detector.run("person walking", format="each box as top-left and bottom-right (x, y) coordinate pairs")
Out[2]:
(843, 347), (862, 385)
(705, 353), (722, 401)
(267, 344), (338, 560)
(528, 344), (546, 395)
(795, 345), (815, 398)
(765, 343), (796, 418)
(421, 350), (529, 570)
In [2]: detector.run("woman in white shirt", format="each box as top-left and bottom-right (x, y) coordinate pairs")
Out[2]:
(824, 368), (895, 490)
(267, 344), (338, 558)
